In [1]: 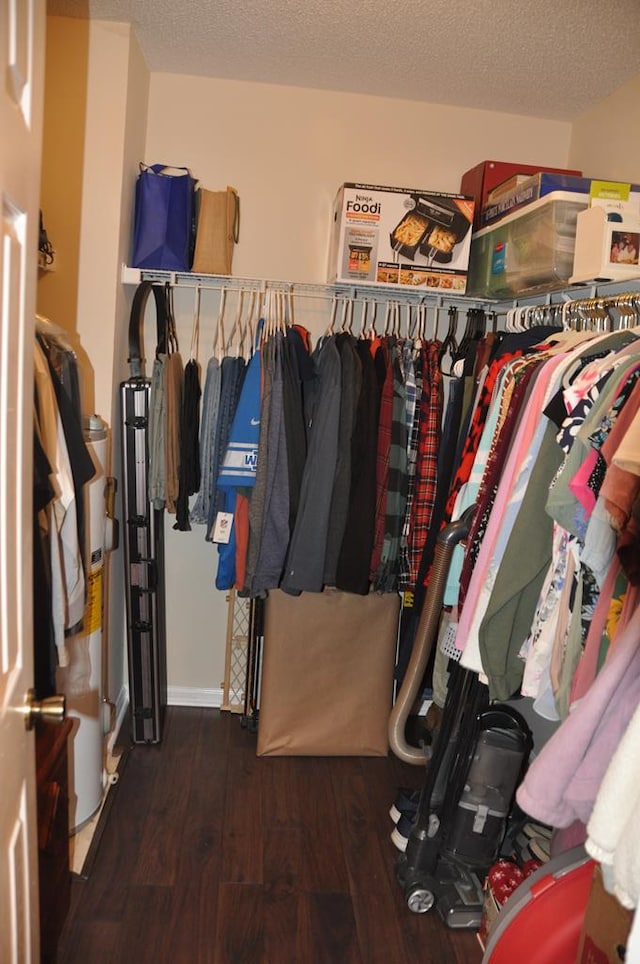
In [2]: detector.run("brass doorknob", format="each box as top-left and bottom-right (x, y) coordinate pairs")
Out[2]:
(23, 688), (66, 730)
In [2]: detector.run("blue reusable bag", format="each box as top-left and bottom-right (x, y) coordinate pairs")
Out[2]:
(131, 163), (197, 271)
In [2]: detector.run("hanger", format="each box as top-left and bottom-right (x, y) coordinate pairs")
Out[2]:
(275, 290), (283, 335)
(189, 285), (201, 363)
(366, 299), (378, 340)
(432, 300), (442, 342)
(326, 294), (339, 338)
(213, 287), (227, 360)
(383, 301), (395, 337)
(407, 303), (417, 343)
(347, 298), (355, 335)
(414, 303), (425, 344)
(226, 288), (246, 356)
(359, 300), (368, 339)
(617, 293), (640, 330)
(165, 283), (179, 355)
(287, 286), (295, 331)
(249, 289), (260, 353)
(339, 297), (349, 333)
(438, 304), (458, 370)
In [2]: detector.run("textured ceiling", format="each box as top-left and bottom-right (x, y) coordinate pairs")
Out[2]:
(47, 0), (640, 121)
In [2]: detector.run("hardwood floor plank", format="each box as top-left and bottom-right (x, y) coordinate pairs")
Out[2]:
(304, 892), (364, 964)
(57, 920), (123, 964)
(263, 827), (304, 895)
(260, 755), (303, 830)
(214, 883), (264, 964)
(113, 884), (175, 962)
(220, 724), (264, 883)
(66, 742), (160, 923)
(332, 762), (396, 896)
(263, 891), (306, 962)
(448, 927), (486, 963)
(57, 708), (483, 964)
(351, 890), (409, 964)
(159, 711), (227, 961)
(295, 758), (350, 893)
(164, 856), (220, 964)
(132, 709), (199, 886)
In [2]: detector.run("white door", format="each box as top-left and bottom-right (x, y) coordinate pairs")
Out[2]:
(0, 2), (46, 962)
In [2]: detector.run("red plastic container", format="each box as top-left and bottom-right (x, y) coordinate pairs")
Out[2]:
(482, 847), (594, 963)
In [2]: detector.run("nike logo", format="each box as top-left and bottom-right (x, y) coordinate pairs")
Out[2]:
(250, 418), (260, 426)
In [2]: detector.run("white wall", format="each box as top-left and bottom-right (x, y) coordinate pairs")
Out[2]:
(140, 73), (574, 699)
(568, 73), (640, 182)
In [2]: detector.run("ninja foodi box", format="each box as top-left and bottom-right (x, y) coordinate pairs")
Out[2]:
(327, 182), (475, 292)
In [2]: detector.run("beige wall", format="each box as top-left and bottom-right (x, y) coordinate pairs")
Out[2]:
(146, 74), (573, 285)
(106, 26), (151, 725)
(38, 16), (88, 331)
(568, 74), (640, 182)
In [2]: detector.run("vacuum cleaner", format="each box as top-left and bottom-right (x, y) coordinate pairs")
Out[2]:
(389, 508), (533, 927)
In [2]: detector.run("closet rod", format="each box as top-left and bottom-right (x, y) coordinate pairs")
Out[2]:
(122, 265), (640, 317)
(121, 264), (494, 311)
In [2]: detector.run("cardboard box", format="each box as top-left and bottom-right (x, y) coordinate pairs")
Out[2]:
(481, 173), (593, 227)
(571, 203), (640, 286)
(576, 864), (633, 964)
(327, 182), (474, 293)
(460, 160), (582, 229)
(481, 174), (640, 228)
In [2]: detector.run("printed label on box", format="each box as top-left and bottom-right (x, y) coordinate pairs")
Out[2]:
(328, 183), (474, 292)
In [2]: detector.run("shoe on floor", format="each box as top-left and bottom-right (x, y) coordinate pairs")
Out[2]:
(389, 786), (421, 825)
(390, 811), (416, 853)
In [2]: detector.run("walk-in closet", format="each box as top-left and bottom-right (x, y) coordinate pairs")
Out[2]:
(2, 2), (640, 962)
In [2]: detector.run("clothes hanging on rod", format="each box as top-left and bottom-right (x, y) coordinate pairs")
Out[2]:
(174, 287), (203, 531)
(140, 280), (640, 624)
(452, 327), (640, 710)
(33, 320), (95, 698)
(142, 279), (460, 597)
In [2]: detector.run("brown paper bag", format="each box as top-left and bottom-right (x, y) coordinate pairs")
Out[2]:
(257, 588), (401, 757)
(192, 185), (239, 275)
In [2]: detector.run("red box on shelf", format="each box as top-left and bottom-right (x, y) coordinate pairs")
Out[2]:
(461, 160), (582, 229)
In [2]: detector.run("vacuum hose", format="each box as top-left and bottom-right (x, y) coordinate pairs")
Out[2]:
(388, 506), (476, 765)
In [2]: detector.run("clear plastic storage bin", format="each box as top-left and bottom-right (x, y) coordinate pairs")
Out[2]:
(466, 192), (589, 298)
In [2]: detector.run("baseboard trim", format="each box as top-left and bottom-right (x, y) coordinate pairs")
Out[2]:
(167, 686), (224, 708)
(105, 684), (129, 754)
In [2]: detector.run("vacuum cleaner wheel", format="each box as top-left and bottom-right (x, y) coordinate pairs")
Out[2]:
(405, 877), (437, 914)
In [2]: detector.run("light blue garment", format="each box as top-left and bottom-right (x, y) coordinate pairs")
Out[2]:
(443, 364), (507, 606)
(190, 356), (221, 526)
(218, 338), (262, 488)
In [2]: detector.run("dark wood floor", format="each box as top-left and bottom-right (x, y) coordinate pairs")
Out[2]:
(57, 707), (483, 964)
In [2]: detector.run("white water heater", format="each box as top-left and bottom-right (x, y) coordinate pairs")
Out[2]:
(59, 415), (109, 832)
